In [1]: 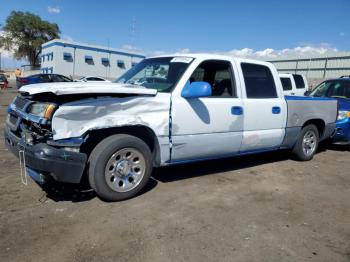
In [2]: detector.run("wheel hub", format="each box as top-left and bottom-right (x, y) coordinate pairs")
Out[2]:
(104, 148), (146, 193)
(116, 160), (131, 176)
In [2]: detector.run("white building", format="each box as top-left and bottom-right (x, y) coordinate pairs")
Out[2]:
(267, 52), (350, 80)
(40, 39), (145, 80)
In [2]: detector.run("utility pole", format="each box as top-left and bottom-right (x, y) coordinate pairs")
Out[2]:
(0, 52), (2, 72)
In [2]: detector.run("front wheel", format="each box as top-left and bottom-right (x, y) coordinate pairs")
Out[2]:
(88, 134), (152, 201)
(291, 124), (319, 161)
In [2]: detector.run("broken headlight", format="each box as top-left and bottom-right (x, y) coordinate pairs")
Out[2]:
(28, 103), (56, 119)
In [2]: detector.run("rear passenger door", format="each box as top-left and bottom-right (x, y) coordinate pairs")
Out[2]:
(238, 62), (286, 152)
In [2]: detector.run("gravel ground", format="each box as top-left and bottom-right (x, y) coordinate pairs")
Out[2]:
(0, 88), (349, 262)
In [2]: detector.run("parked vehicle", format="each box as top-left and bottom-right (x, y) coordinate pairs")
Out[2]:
(307, 76), (350, 146)
(279, 73), (309, 96)
(16, 74), (72, 88)
(76, 76), (111, 82)
(0, 74), (9, 89)
(5, 54), (337, 201)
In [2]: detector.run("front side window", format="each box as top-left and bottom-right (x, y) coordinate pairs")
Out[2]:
(189, 60), (236, 97)
(241, 63), (277, 98)
(116, 57), (193, 92)
(280, 77), (292, 91)
(310, 80), (350, 99)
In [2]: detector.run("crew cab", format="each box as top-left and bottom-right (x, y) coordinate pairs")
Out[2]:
(5, 54), (337, 201)
(279, 73), (309, 96)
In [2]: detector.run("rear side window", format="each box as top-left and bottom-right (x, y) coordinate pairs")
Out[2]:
(40, 75), (51, 82)
(293, 74), (305, 89)
(241, 63), (277, 98)
(280, 77), (292, 91)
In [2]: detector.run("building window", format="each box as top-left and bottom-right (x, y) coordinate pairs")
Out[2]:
(101, 57), (110, 66)
(117, 59), (126, 69)
(85, 55), (94, 65)
(50, 52), (54, 61)
(63, 52), (73, 62)
(42, 55), (45, 62)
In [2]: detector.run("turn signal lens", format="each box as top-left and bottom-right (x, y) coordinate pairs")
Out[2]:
(44, 104), (56, 119)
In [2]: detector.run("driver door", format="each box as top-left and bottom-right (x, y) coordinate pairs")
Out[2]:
(170, 60), (243, 162)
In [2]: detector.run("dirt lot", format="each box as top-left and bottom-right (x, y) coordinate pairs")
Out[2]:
(0, 88), (349, 262)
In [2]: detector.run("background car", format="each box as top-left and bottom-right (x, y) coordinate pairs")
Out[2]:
(16, 73), (72, 88)
(279, 73), (309, 96)
(76, 76), (111, 82)
(307, 76), (350, 147)
(0, 74), (9, 89)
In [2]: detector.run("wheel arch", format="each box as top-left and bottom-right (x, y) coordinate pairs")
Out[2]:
(301, 119), (325, 138)
(81, 125), (162, 167)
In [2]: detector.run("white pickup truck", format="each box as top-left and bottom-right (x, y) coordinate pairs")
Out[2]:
(5, 54), (337, 201)
(279, 73), (309, 96)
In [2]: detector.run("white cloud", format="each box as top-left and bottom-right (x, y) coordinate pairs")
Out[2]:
(0, 31), (16, 58)
(221, 44), (340, 59)
(176, 48), (190, 54)
(48, 6), (61, 14)
(61, 35), (74, 42)
(121, 44), (137, 50)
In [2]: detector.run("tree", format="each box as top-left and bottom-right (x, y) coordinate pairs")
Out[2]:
(0, 11), (60, 67)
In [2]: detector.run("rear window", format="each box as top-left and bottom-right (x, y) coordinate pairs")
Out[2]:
(280, 77), (292, 91)
(293, 74), (305, 89)
(88, 77), (104, 81)
(241, 63), (277, 98)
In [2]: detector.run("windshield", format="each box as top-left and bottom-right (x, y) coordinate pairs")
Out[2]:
(310, 80), (350, 99)
(115, 57), (193, 92)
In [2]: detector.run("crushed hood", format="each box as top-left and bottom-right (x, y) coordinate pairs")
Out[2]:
(19, 82), (158, 96)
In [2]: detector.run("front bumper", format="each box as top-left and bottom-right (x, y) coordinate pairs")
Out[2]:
(333, 118), (350, 144)
(4, 127), (87, 184)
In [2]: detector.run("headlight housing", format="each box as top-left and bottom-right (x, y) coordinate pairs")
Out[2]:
(28, 103), (56, 119)
(337, 110), (350, 121)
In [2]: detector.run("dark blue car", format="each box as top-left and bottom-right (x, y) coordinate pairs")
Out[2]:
(16, 73), (72, 88)
(308, 76), (350, 147)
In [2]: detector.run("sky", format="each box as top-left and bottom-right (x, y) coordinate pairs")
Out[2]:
(0, 0), (349, 67)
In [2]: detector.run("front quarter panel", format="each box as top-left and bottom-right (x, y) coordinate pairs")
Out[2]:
(51, 93), (171, 140)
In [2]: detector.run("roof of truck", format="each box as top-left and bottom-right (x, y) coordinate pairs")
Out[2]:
(148, 53), (274, 66)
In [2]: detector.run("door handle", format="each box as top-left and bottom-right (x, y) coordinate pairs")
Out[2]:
(272, 106), (281, 114)
(231, 106), (243, 115)
(291, 93), (295, 95)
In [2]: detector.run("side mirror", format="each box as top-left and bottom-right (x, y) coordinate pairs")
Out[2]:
(304, 90), (311, 96)
(181, 81), (212, 98)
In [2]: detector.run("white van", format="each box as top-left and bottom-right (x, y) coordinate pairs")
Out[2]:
(280, 73), (309, 96)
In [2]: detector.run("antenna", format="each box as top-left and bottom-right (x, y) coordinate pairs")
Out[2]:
(130, 16), (136, 49)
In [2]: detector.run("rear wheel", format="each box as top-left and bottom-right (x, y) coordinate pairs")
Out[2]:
(88, 134), (152, 201)
(291, 124), (319, 161)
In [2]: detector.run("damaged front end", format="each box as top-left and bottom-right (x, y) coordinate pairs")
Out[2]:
(4, 95), (87, 184)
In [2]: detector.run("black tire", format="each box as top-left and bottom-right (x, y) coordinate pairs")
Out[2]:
(291, 124), (319, 161)
(88, 134), (152, 201)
